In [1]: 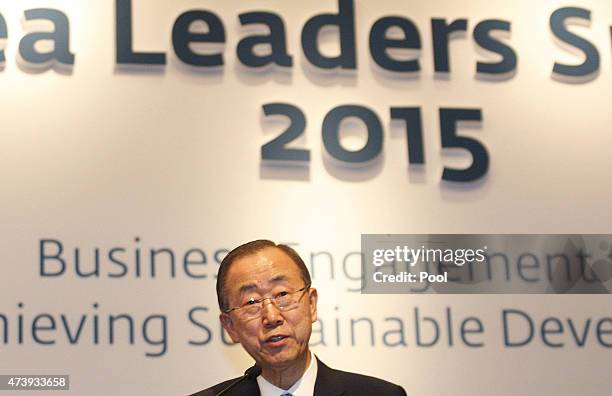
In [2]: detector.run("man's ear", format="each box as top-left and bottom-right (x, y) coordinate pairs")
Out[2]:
(220, 313), (240, 343)
(308, 288), (318, 323)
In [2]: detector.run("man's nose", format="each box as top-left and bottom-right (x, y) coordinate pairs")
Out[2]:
(261, 299), (283, 327)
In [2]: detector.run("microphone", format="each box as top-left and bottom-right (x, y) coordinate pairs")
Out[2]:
(215, 365), (261, 396)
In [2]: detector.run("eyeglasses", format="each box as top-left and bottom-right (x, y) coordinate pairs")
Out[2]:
(224, 284), (311, 319)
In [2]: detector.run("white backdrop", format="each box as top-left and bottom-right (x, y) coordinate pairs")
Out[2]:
(1, 0), (611, 395)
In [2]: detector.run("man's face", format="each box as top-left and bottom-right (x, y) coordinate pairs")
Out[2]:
(220, 247), (317, 371)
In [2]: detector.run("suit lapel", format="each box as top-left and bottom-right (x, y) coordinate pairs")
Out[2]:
(225, 377), (260, 396)
(313, 358), (345, 396)
(243, 379), (261, 396)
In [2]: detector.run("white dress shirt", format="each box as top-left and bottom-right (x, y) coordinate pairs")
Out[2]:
(256, 352), (318, 396)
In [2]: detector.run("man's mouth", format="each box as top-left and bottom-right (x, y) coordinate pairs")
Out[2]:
(266, 335), (288, 344)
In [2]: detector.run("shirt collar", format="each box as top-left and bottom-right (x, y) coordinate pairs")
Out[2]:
(256, 351), (318, 396)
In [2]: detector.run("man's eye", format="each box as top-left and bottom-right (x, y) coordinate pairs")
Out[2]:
(245, 298), (258, 305)
(276, 291), (289, 298)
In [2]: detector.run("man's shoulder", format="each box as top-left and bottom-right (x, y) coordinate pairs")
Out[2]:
(316, 359), (407, 396)
(187, 376), (258, 396)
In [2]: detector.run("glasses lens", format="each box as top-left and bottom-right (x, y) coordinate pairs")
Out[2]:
(243, 304), (261, 317)
(276, 293), (293, 309)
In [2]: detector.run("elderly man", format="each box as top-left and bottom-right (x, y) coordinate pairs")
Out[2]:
(190, 240), (406, 396)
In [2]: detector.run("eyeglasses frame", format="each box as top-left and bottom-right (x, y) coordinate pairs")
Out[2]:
(223, 283), (312, 316)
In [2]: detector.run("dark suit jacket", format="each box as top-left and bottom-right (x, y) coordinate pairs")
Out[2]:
(189, 358), (407, 396)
